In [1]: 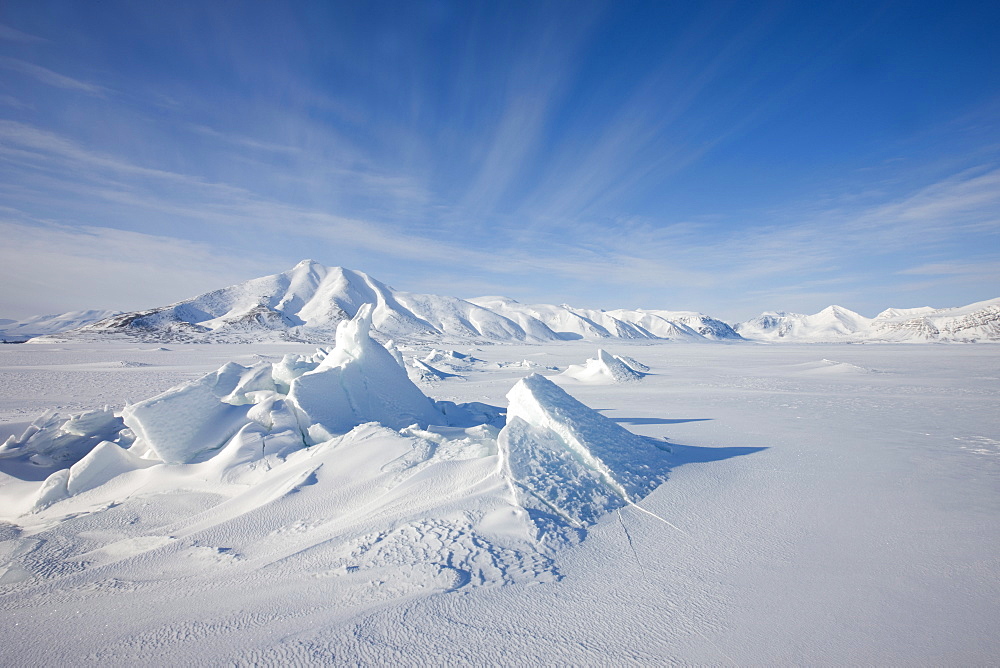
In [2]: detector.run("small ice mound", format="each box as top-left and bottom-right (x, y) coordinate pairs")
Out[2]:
(271, 352), (322, 393)
(421, 349), (482, 371)
(497, 359), (535, 369)
(407, 358), (463, 383)
(561, 349), (645, 384)
(499, 374), (670, 528)
(796, 359), (874, 375)
(223, 363), (279, 404)
(497, 359), (557, 370)
(114, 360), (152, 368)
(288, 304), (442, 444)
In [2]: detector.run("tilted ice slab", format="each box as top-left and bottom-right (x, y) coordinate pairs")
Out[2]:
(561, 349), (646, 384)
(499, 373), (670, 526)
(122, 363), (258, 465)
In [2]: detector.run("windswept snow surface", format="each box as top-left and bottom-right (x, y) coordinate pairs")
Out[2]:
(0, 337), (998, 664)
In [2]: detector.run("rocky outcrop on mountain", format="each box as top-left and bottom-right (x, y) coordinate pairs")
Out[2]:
(868, 297), (1000, 342)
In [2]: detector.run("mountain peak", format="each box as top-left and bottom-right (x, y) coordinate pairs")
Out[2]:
(288, 258), (331, 278)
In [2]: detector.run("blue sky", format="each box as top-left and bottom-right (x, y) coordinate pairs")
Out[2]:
(1, 0), (998, 321)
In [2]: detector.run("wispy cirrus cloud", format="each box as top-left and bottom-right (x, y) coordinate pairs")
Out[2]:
(899, 261), (1000, 276)
(893, 259), (1000, 298)
(0, 23), (46, 43)
(187, 124), (305, 156)
(0, 121), (513, 283)
(1, 111), (998, 320)
(0, 119), (703, 310)
(837, 165), (1000, 243)
(457, 10), (600, 217)
(504, 162), (1000, 316)
(0, 94), (29, 109)
(0, 218), (277, 318)
(0, 57), (105, 96)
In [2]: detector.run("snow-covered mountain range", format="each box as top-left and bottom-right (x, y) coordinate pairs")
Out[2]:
(26, 260), (740, 344)
(735, 298), (1000, 343)
(10, 260), (999, 343)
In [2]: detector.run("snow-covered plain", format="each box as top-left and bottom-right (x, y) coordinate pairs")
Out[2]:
(1, 335), (998, 664)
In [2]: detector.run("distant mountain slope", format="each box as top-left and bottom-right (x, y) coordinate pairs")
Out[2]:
(31, 261), (740, 344)
(868, 297), (1000, 342)
(0, 310), (120, 342)
(47, 261), (538, 343)
(608, 308), (742, 340)
(734, 305), (872, 342)
(735, 298), (1000, 342)
(469, 298), (741, 341)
